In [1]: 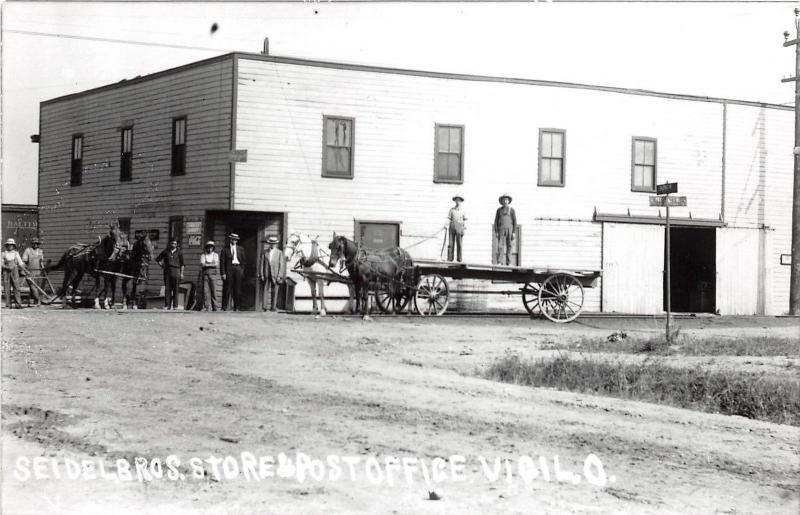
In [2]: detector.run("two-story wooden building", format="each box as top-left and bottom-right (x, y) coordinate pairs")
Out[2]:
(37, 51), (795, 314)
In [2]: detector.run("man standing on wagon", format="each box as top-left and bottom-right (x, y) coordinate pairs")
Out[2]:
(494, 194), (517, 266)
(444, 194), (466, 262)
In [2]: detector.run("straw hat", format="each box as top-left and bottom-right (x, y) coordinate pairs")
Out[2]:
(452, 194), (464, 202)
(4, 238), (16, 247)
(498, 194), (513, 204)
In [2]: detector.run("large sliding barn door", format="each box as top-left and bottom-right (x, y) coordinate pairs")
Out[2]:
(602, 223), (664, 314)
(716, 228), (764, 315)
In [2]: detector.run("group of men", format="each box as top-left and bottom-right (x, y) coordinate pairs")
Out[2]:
(1, 237), (45, 308)
(170, 233), (286, 312)
(445, 193), (518, 265)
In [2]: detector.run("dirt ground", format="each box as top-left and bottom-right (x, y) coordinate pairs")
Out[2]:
(1, 309), (798, 514)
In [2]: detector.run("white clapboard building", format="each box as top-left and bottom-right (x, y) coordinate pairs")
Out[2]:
(37, 51), (795, 314)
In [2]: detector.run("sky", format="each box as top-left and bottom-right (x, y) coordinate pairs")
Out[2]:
(2, 1), (797, 205)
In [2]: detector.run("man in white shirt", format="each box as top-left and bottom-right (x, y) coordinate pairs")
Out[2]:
(445, 194), (467, 262)
(199, 241), (220, 311)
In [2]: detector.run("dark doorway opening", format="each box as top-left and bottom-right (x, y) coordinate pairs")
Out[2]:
(665, 227), (716, 313)
(205, 210), (285, 311)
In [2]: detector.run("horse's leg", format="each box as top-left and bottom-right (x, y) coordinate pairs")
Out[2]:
(308, 278), (318, 315)
(317, 280), (326, 316)
(105, 277), (116, 309)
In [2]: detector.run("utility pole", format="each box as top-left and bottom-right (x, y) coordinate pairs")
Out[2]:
(783, 8), (800, 315)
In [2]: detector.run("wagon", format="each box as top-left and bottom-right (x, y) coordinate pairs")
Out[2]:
(298, 259), (601, 323)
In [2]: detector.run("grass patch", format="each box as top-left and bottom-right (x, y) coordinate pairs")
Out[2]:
(543, 333), (799, 357)
(485, 353), (800, 426)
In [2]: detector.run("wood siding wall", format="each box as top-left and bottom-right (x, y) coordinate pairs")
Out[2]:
(38, 58), (234, 295)
(234, 57), (792, 314)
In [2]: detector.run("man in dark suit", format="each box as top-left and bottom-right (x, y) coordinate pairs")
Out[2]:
(220, 233), (246, 311)
(258, 235), (286, 312)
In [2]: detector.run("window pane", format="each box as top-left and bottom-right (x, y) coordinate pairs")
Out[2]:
(634, 165), (643, 187)
(644, 141), (655, 165)
(327, 119), (351, 147)
(550, 159), (562, 183)
(448, 155), (460, 178)
(644, 165), (654, 188)
(550, 132), (563, 158)
(540, 132), (552, 158)
(634, 140), (644, 165)
(437, 127), (450, 152)
(449, 128), (461, 155)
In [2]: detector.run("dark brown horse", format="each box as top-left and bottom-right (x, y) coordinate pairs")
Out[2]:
(46, 242), (101, 308)
(327, 234), (414, 319)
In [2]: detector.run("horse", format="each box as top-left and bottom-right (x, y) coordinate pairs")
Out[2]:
(46, 243), (101, 308)
(285, 233), (334, 316)
(121, 235), (153, 309)
(327, 233), (414, 319)
(92, 231), (130, 309)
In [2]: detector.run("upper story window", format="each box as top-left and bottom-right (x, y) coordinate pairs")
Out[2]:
(322, 116), (354, 178)
(120, 127), (133, 182)
(434, 124), (464, 183)
(538, 129), (566, 187)
(71, 135), (83, 186)
(631, 137), (657, 192)
(171, 117), (187, 176)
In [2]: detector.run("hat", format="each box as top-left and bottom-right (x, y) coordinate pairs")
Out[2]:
(228, 233), (240, 240)
(498, 194), (513, 204)
(205, 240), (215, 248)
(452, 194), (464, 202)
(266, 235), (279, 244)
(5, 238), (16, 247)
(31, 238), (40, 244)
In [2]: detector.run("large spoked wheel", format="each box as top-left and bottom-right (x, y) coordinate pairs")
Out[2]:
(521, 282), (541, 316)
(375, 285), (412, 314)
(414, 274), (449, 316)
(538, 273), (584, 323)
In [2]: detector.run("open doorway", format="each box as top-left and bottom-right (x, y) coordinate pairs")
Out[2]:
(665, 227), (716, 313)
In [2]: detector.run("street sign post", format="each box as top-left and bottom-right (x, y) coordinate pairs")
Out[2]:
(653, 182), (688, 344)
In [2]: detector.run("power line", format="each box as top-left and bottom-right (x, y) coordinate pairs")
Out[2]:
(5, 29), (237, 53)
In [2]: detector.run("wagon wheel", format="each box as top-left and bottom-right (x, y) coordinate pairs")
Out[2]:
(414, 274), (449, 316)
(521, 282), (541, 316)
(538, 273), (584, 323)
(375, 286), (412, 314)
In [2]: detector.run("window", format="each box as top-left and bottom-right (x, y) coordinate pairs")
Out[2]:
(169, 216), (183, 245)
(632, 137), (657, 192)
(171, 117), (187, 176)
(322, 116), (354, 178)
(538, 129), (565, 186)
(355, 221), (400, 250)
(492, 225), (522, 266)
(120, 127), (133, 181)
(71, 135), (83, 186)
(434, 124), (464, 183)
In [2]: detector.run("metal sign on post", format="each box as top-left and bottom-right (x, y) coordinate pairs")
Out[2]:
(656, 182), (678, 195)
(649, 196), (687, 207)
(652, 182), (689, 344)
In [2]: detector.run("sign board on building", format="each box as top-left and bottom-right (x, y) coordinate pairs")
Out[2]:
(229, 149), (248, 163)
(187, 235), (202, 247)
(649, 196), (687, 207)
(781, 254), (792, 265)
(656, 182), (678, 195)
(185, 221), (202, 235)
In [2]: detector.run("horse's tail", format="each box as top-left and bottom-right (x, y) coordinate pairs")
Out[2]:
(45, 251), (70, 272)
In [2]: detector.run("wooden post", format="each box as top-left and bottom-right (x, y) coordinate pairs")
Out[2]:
(791, 11), (800, 314)
(665, 195), (671, 343)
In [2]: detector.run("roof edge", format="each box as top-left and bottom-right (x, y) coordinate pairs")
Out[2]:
(40, 51), (791, 111)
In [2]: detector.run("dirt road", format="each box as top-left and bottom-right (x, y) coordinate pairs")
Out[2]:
(2, 310), (798, 514)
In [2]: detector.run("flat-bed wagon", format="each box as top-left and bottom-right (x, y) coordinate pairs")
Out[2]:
(299, 259), (601, 323)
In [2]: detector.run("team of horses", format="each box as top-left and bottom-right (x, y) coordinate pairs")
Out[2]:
(47, 230), (151, 309)
(47, 229), (414, 318)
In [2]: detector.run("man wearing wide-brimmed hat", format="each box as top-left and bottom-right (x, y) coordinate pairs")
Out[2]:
(258, 235), (286, 312)
(444, 194), (467, 262)
(22, 238), (45, 305)
(220, 233), (246, 311)
(2, 238), (26, 308)
(199, 240), (220, 311)
(494, 194), (517, 265)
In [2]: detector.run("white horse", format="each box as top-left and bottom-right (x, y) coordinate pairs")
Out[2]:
(284, 233), (332, 316)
